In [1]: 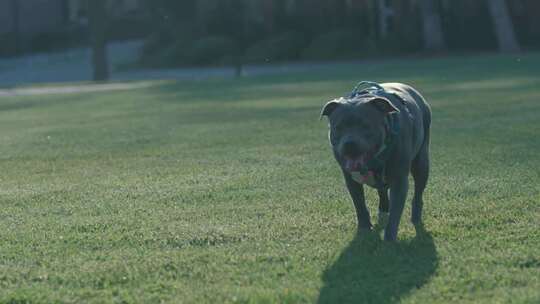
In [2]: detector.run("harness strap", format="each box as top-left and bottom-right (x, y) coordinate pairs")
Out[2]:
(349, 81), (385, 98)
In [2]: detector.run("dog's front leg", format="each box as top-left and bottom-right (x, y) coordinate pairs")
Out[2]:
(384, 175), (409, 241)
(343, 172), (372, 232)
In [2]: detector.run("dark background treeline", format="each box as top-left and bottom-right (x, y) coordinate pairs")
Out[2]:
(1, 0), (538, 68)
(139, 0), (537, 67)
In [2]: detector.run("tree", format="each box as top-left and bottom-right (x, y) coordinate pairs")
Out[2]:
(262, 0), (275, 33)
(375, 0), (394, 39)
(486, 0), (520, 52)
(393, 0), (423, 52)
(88, 0), (110, 81)
(196, 0), (214, 35)
(11, 0), (20, 55)
(418, 0), (446, 51)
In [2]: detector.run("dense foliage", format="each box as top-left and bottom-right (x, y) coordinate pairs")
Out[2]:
(138, 0), (539, 67)
(1, 0), (538, 65)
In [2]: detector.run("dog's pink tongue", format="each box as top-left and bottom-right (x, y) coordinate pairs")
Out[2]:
(345, 159), (355, 171)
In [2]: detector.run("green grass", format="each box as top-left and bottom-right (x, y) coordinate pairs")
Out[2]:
(0, 53), (539, 303)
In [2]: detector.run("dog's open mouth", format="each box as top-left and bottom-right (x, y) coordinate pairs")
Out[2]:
(343, 147), (378, 172)
(344, 155), (367, 172)
(344, 151), (379, 185)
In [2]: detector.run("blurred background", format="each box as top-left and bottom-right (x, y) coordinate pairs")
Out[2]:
(0, 0), (537, 85)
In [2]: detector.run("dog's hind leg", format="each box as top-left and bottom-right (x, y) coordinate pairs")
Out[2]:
(377, 189), (389, 225)
(411, 139), (430, 225)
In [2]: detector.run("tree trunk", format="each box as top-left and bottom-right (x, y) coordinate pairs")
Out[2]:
(11, 0), (20, 55)
(196, 0), (216, 36)
(88, 0), (110, 81)
(419, 0), (446, 51)
(487, 0), (520, 52)
(375, 0), (394, 39)
(262, 0), (274, 33)
(333, 0), (347, 27)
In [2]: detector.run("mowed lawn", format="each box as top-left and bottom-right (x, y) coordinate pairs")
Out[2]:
(0, 53), (539, 304)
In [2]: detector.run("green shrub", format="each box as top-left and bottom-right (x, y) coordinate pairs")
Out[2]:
(182, 36), (239, 66)
(143, 35), (239, 67)
(139, 32), (174, 66)
(244, 31), (309, 63)
(0, 33), (18, 57)
(139, 23), (196, 66)
(140, 35), (160, 62)
(302, 29), (375, 60)
(107, 14), (153, 41)
(29, 26), (86, 53)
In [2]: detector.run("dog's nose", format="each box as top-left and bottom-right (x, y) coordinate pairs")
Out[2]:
(342, 141), (360, 157)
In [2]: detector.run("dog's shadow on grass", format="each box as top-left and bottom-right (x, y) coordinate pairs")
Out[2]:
(318, 224), (438, 304)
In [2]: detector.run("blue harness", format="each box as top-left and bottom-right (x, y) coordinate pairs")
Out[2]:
(347, 81), (402, 189)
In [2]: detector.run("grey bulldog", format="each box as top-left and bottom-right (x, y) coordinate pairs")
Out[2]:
(321, 81), (431, 241)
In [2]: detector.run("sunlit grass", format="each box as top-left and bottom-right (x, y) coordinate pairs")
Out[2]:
(0, 53), (539, 303)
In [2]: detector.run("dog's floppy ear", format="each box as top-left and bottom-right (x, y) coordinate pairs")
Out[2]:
(369, 97), (400, 114)
(320, 98), (344, 120)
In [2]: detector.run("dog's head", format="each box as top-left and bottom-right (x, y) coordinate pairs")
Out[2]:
(321, 96), (399, 172)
